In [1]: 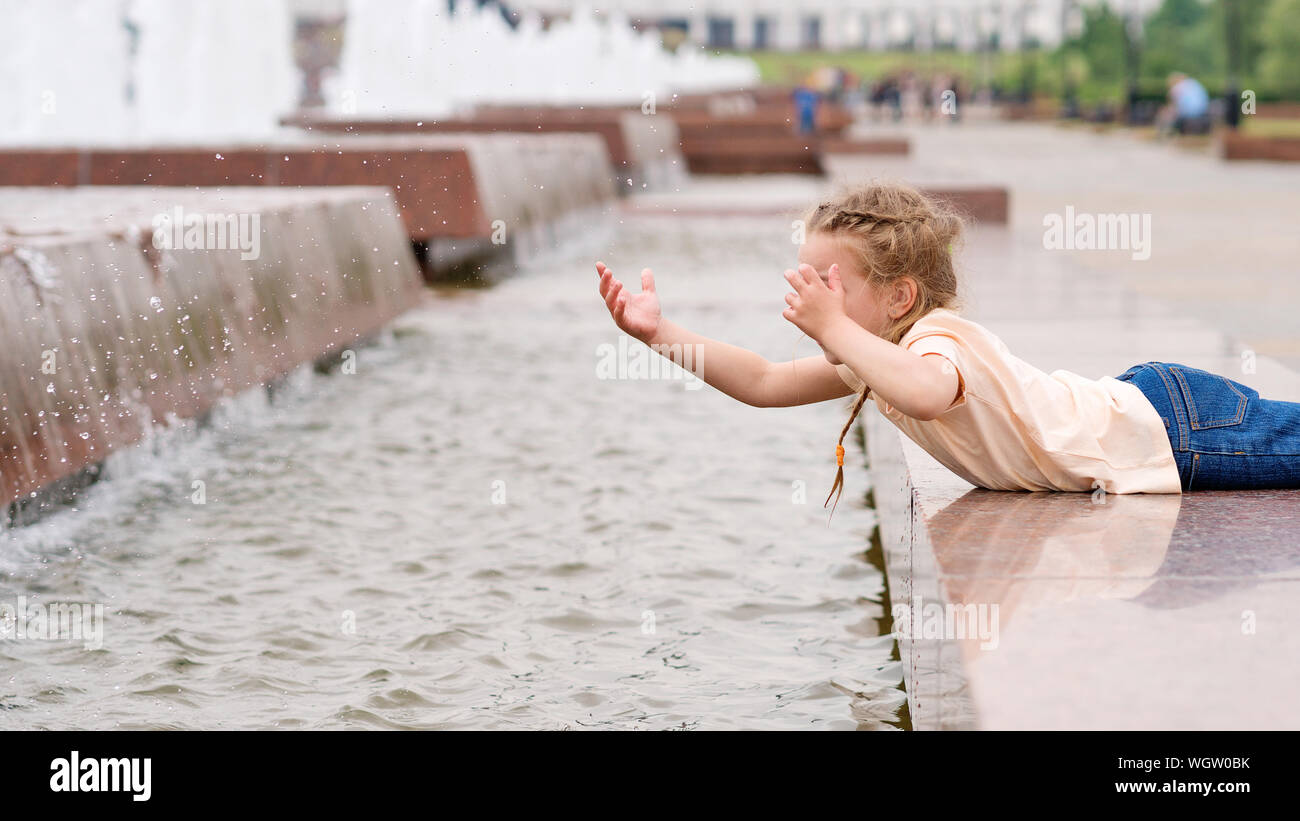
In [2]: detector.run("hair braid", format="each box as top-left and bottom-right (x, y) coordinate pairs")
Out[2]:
(825, 387), (871, 516)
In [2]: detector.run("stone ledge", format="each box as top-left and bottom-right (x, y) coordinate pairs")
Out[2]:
(0, 133), (617, 246)
(285, 108), (680, 191)
(0, 186), (423, 515)
(860, 312), (1300, 730)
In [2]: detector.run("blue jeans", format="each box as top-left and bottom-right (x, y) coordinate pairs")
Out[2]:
(1115, 361), (1300, 490)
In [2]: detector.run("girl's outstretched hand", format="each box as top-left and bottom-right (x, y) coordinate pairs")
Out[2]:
(596, 261), (661, 344)
(783, 262), (847, 344)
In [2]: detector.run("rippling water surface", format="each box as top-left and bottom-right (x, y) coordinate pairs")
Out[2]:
(0, 212), (904, 730)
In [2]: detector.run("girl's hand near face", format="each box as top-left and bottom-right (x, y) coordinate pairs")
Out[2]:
(596, 261), (661, 344)
(782, 263), (850, 345)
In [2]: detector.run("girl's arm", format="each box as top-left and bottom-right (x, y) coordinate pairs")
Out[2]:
(783, 263), (959, 421)
(817, 316), (955, 419)
(647, 318), (853, 407)
(597, 262), (853, 408)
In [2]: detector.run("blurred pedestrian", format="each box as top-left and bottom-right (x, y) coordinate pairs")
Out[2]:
(793, 85), (819, 135)
(1158, 72), (1211, 136)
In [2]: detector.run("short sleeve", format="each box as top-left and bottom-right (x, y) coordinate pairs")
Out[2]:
(907, 333), (967, 412)
(835, 363), (869, 396)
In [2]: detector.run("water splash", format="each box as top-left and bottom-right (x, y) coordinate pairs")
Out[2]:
(0, 0), (297, 144)
(331, 1), (759, 117)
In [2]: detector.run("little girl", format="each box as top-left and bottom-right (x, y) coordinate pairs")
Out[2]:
(595, 182), (1300, 509)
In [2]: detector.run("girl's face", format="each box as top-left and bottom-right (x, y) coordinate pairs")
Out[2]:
(796, 231), (895, 364)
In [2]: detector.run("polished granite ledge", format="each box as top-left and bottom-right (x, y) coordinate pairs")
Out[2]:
(861, 228), (1300, 730)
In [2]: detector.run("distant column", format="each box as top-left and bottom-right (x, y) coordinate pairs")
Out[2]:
(842, 9), (866, 50)
(774, 9), (801, 51)
(957, 7), (979, 52)
(821, 7), (840, 51)
(688, 12), (708, 46)
(867, 9), (889, 51)
(734, 7), (755, 50)
(916, 6), (933, 51)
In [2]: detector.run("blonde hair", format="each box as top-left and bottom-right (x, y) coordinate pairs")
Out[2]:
(801, 181), (965, 514)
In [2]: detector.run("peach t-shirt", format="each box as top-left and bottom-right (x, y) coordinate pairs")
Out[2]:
(835, 308), (1182, 494)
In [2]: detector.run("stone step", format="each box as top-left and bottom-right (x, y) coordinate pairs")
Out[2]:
(0, 186), (422, 519)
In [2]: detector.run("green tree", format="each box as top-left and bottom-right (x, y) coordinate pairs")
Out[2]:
(1259, 0), (1300, 96)
(1142, 0), (1216, 83)
(1072, 4), (1128, 89)
(1211, 0), (1269, 81)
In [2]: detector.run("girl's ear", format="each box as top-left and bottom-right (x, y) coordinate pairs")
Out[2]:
(889, 277), (918, 318)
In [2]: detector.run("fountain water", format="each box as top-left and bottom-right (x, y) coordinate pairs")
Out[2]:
(0, 0), (298, 144)
(128, 0), (297, 141)
(0, 0), (133, 143)
(330, 1), (759, 117)
(0, 187), (422, 520)
(0, 0), (738, 517)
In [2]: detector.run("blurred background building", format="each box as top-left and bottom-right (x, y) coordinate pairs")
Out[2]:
(289, 1), (1165, 52)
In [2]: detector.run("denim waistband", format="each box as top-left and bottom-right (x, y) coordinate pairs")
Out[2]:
(1115, 362), (1186, 450)
(1114, 361), (1191, 487)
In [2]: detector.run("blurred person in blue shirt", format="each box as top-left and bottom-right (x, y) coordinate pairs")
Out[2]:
(1160, 72), (1212, 136)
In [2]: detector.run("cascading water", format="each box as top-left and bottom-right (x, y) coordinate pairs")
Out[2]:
(128, 0), (297, 141)
(0, 0), (904, 733)
(0, 187), (423, 521)
(0, 0), (298, 144)
(0, 0), (751, 519)
(0, 0), (133, 143)
(330, 0), (760, 117)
